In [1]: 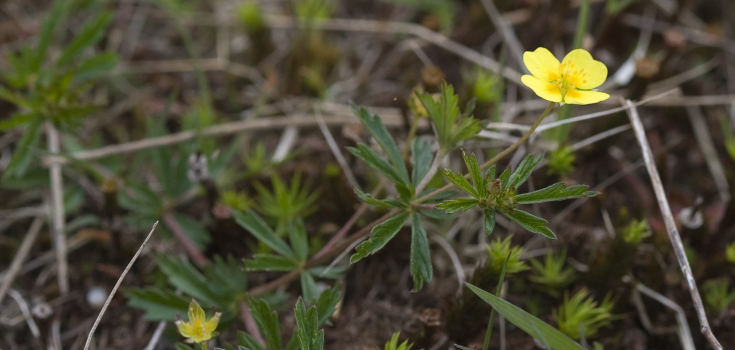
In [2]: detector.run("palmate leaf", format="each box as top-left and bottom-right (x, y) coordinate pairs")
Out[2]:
(417, 83), (458, 146)
(314, 284), (342, 326)
(466, 283), (584, 350)
(352, 104), (410, 183)
(410, 213), (432, 291)
(301, 271), (320, 305)
(350, 211), (411, 263)
(435, 198), (479, 214)
(516, 183), (598, 204)
(503, 209), (556, 239)
(288, 219), (310, 262)
(438, 168), (477, 197)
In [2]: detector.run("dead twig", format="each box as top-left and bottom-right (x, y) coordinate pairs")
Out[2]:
(83, 221), (158, 350)
(634, 282), (695, 350)
(624, 99), (723, 350)
(46, 122), (69, 295)
(0, 216), (44, 304)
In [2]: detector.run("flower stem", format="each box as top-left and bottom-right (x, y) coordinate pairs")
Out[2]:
(414, 101), (556, 204)
(200, 341), (207, 350)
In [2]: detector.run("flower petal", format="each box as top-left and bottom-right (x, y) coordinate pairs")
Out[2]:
(564, 89), (610, 105)
(523, 47), (561, 82)
(188, 299), (205, 322)
(521, 75), (563, 103)
(561, 49), (608, 89)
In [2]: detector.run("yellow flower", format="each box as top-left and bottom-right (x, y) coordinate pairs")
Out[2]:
(175, 299), (221, 344)
(521, 47), (610, 105)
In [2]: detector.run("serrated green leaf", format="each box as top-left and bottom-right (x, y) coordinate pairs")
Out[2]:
(435, 198), (479, 214)
(516, 183), (598, 204)
(439, 168), (477, 197)
(233, 209), (295, 258)
(301, 271), (320, 305)
(498, 167), (512, 190)
(57, 12), (113, 67)
(246, 296), (281, 350)
(288, 219), (309, 262)
(237, 332), (266, 350)
(294, 298), (322, 350)
(418, 82), (459, 147)
(3, 120), (42, 178)
(411, 137), (434, 187)
(466, 283), (584, 350)
(484, 209), (496, 235)
(350, 211), (410, 263)
(348, 144), (406, 184)
(314, 285), (342, 325)
(508, 153), (544, 189)
(244, 254), (299, 271)
(463, 150), (486, 198)
(410, 213), (432, 291)
(124, 287), (189, 320)
(156, 256), (219, 306)
(502, 209), (556, 239)
(418, 209), (458, 219)
(352, 104), (409, 183)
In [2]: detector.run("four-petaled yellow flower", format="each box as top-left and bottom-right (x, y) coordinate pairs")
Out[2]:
(175, 299), (221, 344)
(521, 47), (610, 105)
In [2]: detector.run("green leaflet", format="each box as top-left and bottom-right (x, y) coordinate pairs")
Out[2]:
(350, 211), (411, 263)
(435, 198), (479, 214)
(516, 183), (598, 204)
(410, 213), (433, 291)
(244, 254), (299, 272)
(466, 283), (584, 350)
(503, 209), (556, 239)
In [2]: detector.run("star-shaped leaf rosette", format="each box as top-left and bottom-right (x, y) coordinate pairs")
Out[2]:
(436, 151), (599, 238)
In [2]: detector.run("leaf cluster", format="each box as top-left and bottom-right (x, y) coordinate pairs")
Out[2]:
(529, 250), (576, 297)
(553, 289), (614, 340)
(1, 1), (118, 178)
(416, 82), (482, 151)
(126, 256), (247, 321)
(437, 151), (598, 238)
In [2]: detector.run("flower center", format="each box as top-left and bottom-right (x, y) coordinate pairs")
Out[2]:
(551, 61), (588, 96)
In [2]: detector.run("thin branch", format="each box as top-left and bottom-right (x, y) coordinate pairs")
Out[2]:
(0, 216), (44, 304)
(162, 213), (209, 268)
(47, 112), (404, 165)
(83, 221), (158, 350)
(685, 105), (730, 202)
(624, 99), (722, 350)
(46, 122), (68, 295)
(479, 0), (525, 69)
(635, 283), (695, 350)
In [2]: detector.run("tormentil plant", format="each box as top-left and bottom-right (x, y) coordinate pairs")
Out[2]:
(175, 299), (221, 348)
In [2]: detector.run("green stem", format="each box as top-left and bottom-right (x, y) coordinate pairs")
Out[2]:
(573, 0), (591, 50)
(414, 101), (556, 204)
(201, 341), (207, 350)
